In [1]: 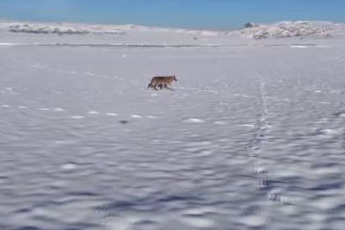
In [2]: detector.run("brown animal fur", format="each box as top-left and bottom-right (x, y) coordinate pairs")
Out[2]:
(148, 76), (177, 91)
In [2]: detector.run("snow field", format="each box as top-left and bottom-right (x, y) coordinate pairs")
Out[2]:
(0, 40), (345, 230)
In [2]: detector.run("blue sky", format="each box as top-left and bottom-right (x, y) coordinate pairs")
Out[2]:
(0, 0), (344, 29)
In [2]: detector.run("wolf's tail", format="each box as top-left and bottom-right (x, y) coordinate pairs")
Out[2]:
(147, 83), (152, 89)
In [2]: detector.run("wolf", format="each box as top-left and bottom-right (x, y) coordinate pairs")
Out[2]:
(147, 75), (177, 91)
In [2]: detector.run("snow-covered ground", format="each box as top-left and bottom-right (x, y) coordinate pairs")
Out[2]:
(1, 20), (345, 230)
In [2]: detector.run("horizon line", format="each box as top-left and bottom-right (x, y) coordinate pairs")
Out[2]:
(0, 17), (343, 32)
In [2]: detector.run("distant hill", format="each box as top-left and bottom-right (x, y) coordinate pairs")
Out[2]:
(233, 21), (345, 39)
(1, 20), (345, 39)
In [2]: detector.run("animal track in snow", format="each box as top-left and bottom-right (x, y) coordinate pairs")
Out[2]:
(246, 74), (293, 204)
(268, 189), (292, 205)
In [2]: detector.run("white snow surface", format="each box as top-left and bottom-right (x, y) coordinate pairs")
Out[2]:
(1, 20), (345, 230)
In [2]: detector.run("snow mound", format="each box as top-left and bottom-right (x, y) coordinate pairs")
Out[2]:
(234, 21), (345, 39)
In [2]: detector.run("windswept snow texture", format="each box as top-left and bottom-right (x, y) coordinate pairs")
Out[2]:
(1, 21), (345, 230)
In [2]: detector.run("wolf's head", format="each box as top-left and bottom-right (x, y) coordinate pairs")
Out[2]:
(173, 75), (177, 81)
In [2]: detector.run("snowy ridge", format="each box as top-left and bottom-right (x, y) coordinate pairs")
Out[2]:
(0, 21), (221, 36)
(234, 21), (345, 39)
(1, 20), (345, 39)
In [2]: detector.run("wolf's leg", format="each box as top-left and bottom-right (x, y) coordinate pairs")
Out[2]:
(153, 85), (159, 90)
